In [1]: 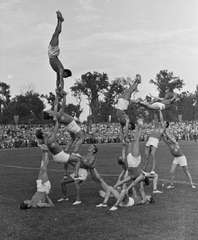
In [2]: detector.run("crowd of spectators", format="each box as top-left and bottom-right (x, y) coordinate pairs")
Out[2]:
(0, 121), (198, 149)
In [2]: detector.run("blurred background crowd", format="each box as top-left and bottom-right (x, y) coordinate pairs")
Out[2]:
(0, 121), (198, 149)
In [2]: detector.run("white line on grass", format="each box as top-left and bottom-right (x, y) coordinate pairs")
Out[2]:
(0, 164), (197, 186)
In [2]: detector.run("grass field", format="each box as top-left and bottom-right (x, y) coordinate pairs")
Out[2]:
(1, 141), (198, 240)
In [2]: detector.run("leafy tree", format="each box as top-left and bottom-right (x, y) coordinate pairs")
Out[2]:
(71, 71), (109, 122)
(64, 103), (83, 120)
(5, 91), (45, 124)
(0, 82), (11, 111)
(150, 70), (184, 97)
(175, 91), (195, 121)
(42, 92), (83, 120)
(41, 92), (56, 107)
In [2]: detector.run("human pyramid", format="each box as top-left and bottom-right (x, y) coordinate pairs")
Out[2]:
(20, 11), (196, 211)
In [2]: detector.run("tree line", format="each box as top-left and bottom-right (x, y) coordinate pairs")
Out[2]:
(0, 70), (197, 125)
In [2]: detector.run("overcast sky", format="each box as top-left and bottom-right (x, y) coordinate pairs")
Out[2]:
(1, 0), (198, 120)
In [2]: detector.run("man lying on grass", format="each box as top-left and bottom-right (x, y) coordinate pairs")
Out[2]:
(90, 119), (149, 200)
(103, 119), (153, 210)
(96, 153), (154, 210)
(20, 146), (54, 209)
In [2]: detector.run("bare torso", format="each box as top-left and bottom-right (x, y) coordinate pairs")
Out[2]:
(44, 133), (63, 155)
(57, 112), (73, 125)
(49, 57), (64, 73)
(80, 154), (96, 170)
(31, 192), (46, 207)
(168, 143), (183, 157)
(150, 127), (164, 139)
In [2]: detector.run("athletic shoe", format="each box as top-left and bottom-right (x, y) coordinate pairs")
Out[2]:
(99, 190), (106, 198)
(109, 206), (118, 211)
(73, 200), (81, 205)
(191, 185), (196, 189)
(166, 185), (174, 189)
(96, 203), (107, 208)
(153, 190), (163, 194)
(72, 153), (82, 158)
(57, 197), (69, 202)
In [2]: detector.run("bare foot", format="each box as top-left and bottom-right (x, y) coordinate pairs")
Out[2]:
(56, 10), (64, 22)
(135, 74), (141, 84)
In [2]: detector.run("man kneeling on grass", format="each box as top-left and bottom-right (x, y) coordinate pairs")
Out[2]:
(20, 146), (54, 209)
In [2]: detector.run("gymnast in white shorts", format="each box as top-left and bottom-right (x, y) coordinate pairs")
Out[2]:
(20, 148), (54, 209)
(163, 132), (196, 189)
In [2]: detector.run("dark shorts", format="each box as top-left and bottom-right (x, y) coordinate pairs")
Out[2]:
(116, 109), (129, 123)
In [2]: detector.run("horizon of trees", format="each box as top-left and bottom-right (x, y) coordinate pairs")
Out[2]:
(0, 70), (197, 125)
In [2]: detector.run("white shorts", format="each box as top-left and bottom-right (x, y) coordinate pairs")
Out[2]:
(142, 170), (156, 177)
(119, 197), (134, 207)
(127, 153), (141, 168)
(150, 102), (165, 110)
(53, 150), (70, 163)
(115, 98), (129, 111)
(173, 155), (187, 167)
(146, 137), (159, 149)
(65, 120), (81, 134)
(36, 180), (51, 194)
(70, 168), (88, 181)
(48, 45), (60, 58)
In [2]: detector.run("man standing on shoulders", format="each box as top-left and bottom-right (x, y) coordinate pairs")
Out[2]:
(43, 91), (85, 157)
(143, 111), (169, 174)
(115, 74), (141, 143)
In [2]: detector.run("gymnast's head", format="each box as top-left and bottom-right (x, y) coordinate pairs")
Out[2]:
(63, 69), (72, 78)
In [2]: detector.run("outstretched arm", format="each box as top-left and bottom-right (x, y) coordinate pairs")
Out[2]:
(162, 133), (170, 146)
(126, 174), (144, 192)
(115, 169), (128, 185)
(53, 92), (59, 112)
(37, 196), (54, 208)
(149, 94), (163, 101)
(159, 110), (164, 124)
(139, 181), (147, 204)
(114, 175), (132, 188)
(120, 124), (124, 142)
(57, 67), (64, 94)
(48, 116), (59, 142)
(164, 132), (177, 144)
(122, 143), (126, 158)
(170, 94), (179, 103)
(59, 91), (67, 114)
